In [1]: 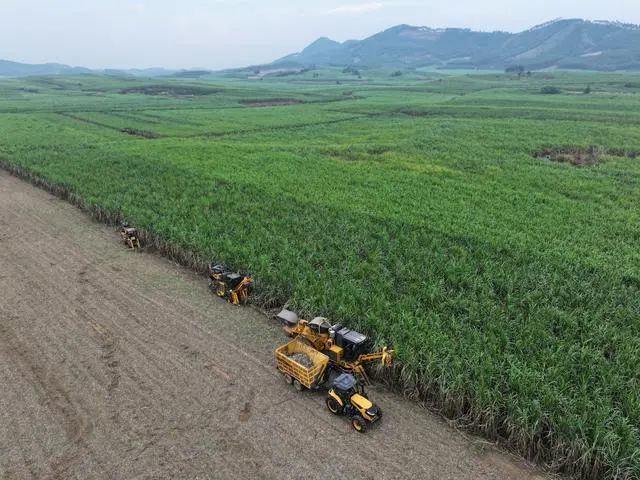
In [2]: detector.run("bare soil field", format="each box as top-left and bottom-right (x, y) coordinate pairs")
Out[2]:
(0, 171), (549, 480)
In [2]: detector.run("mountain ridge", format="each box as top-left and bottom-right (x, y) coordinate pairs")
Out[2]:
(2, 18), (640, 76)
(0, 60), (187, 78)
(275, 18), (640, 71)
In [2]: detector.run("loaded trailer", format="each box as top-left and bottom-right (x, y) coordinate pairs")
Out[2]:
(275, 338), (330, 391)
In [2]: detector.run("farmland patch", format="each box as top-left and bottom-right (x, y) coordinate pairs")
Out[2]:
(120, 127), (161, 139)
(119, 85), (222, 96)
(533, 146), (639, 167)
(239, 98), (304, 107)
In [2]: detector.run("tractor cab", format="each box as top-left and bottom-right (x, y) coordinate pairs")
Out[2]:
(332, 373), (366, 399)
(222, 272), (244, 288)
(209, 264), (225, 277)
(308, 317), (331, 335)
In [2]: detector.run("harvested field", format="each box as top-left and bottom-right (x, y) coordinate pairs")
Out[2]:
(0, 171), (547, 480)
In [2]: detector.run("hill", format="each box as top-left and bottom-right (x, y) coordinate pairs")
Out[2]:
(276, 19), (640, 71)
(0, 60), (93, 77)
(0, 60), (182, 78)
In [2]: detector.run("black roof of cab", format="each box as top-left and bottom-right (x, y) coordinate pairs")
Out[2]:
(332, 373), (358, 391)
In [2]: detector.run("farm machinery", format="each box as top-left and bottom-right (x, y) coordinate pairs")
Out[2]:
(276, 309), (393, 385)
(208, 264), (253, 305)
(275, 338), (382, 433)
(326, 373), (382, 433)
(119, 222), (141, 249)
(275, 338), (331, 391)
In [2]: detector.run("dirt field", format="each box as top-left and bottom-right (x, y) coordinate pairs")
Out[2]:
(0, 171), (549, 480)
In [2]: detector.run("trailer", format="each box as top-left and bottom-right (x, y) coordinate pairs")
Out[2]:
(275, 338), (330, 391)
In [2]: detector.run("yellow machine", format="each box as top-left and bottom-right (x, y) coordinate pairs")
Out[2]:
(119, 223), (141, 249)
(208, 264), (253, 306)
(277, 309), (393, 384)
(326, 373), (382, 433)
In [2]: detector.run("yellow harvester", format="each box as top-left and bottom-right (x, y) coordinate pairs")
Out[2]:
(208, 264), (254, 306)
(119, 223), (141, 249)
(276, 309), (393, 384)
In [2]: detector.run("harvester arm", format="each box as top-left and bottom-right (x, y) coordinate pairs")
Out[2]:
(357, 347), (394, 368)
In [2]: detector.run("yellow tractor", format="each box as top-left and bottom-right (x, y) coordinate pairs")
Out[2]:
(119, 223), (141, 249)
(326, 373), (382, 433)
(208, 264), (254, 306)
(277, 309), (393, 384)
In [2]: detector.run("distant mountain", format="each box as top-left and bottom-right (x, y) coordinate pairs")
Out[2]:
(0, 60), (181, 78)
(4, 18), (639, 76)
(0, 60), (93, 76)
(276, 19), (640, 71)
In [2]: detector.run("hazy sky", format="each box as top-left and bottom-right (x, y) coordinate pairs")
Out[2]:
(1, 0), (638, 69)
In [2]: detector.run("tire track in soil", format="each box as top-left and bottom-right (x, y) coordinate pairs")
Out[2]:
(0, 170), (550, 480)
(0, 207), (224, 477)
(0, 322), (94, 479)
(0, 184), (273, 478)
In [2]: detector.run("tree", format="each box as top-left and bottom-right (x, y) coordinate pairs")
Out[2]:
(505, 65), (525, 76)
(391, 71), (403, 77)
(583, 85), (592, 94)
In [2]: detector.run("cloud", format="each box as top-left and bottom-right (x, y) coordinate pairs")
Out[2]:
(323, 2), (386, 15)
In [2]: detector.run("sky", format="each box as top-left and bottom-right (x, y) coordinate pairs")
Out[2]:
(1, 0), (638, 69)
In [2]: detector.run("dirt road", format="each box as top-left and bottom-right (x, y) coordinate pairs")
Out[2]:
(0, 171), (548, 479)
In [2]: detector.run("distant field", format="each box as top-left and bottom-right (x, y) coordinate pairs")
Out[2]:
(1, 69), (639, 479)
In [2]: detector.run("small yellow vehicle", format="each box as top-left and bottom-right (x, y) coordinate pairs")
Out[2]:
(119, 223), (141, 249)
(208, 264), (253, 306)
(326, 373), (382, 433)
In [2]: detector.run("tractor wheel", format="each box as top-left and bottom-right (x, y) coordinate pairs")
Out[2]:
(284, 374), (293, 385)
(326, 397), (342, 415)
(351, 415), (367, 433)
(293, 379), (304, 392)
